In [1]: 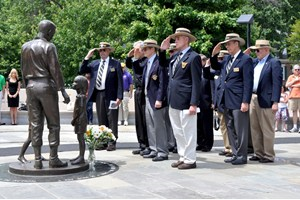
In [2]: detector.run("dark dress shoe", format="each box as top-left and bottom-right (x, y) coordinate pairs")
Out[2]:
(140, 148), (151, 156)
(178, 162), (196, 170)
(171, 161), (184, 168)
(249, 155), (261, 161)
(231, 157), (247, 165)
(224, 156), (237, 163)
(152, 156), (168, 162)
(196, 145), (204, 151)
(0, 122), (5, 125)
(219, 150), (228, 156)
(259, 158), (274, 163)
(143, 152), (156, 158)
(172, 147), (178, 154)
(225, 152), (233, 157)
(201, 147), (211, 152)
(106, 144), (116, 151)
(132, 149), (142, 155)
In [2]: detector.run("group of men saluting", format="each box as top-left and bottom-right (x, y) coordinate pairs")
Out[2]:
(123, 28), (282, 169)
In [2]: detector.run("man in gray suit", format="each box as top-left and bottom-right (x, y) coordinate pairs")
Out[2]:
(142, 39), (169, 161)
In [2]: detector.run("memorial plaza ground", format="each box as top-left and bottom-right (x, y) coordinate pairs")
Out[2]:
(0, 89), (300, 198)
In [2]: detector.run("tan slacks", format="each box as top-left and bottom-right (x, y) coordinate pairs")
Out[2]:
(217, 111), (231, 152)
(250, 94), (275, 160)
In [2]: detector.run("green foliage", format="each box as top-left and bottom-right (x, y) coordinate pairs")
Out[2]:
(0, 0), (300, 85)
(287, 20), (300, 61)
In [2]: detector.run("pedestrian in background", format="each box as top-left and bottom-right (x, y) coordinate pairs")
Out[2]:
(6, 68), (20, 125)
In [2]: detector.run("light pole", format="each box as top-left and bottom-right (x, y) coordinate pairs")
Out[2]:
(237, 14), (254, 48)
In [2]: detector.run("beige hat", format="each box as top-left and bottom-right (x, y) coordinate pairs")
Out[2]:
(96, 42), (115, 52)
(170, 28), (197, 42)
(220, 33), (245, 46)
(168, 43), (177, 51)
(250, 40), (273, 50)
(218, 50), (229, 58)
(141, 39), (160, 50)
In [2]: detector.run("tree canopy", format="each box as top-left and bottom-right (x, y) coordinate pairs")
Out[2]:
(0, 0), (299, 85)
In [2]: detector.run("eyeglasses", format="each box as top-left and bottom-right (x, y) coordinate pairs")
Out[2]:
(295, 69), (300, 71)
(99, 49), (106, 52)
(255, 49), (260, 53)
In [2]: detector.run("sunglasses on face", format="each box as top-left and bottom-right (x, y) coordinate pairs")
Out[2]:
(295, 69), (300, 71)
(99, 49), (106, 52)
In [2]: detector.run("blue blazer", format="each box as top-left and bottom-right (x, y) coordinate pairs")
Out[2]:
(211, 51), (253, 110)
(253, 55), (282, 108)
(142, 55), (168, 110)
(168, 48), (202, 110)
(79, 58), (123, 104)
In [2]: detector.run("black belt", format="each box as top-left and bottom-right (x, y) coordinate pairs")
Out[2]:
(252, 92), (257, 94)
(124, 90), (130, 92)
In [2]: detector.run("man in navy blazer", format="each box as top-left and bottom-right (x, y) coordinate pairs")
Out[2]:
(160, 28), (202, 169)
(79, 42), (123, 151)
(141, 39), (169, 161)
(210, 33), (253, 165)
(247, 40), (282, 163)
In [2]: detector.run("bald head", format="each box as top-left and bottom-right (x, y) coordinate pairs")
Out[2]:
(38, 20), (56, 41)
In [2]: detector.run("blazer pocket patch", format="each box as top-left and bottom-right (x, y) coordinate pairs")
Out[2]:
(182, 62), (188, 68)
(152, 74), (158, 80)
(233, 67), (239, 72)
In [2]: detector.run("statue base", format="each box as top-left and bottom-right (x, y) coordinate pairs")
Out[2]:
(8, 159), (89, 176)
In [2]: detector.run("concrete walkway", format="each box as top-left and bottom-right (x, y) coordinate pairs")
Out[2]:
(0, 124), (300, 198)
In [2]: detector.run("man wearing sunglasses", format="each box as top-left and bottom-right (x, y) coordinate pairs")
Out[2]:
(80, 42), (123, 151)
(245, 40), (282, 163)
(286, 64), (300, 132)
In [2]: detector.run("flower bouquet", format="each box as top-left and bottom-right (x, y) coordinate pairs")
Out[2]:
(85, 125), (116, 150)
(85, 125), (116, 166)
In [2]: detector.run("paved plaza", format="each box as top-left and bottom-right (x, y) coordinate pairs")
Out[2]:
(0, 124), (299, 199)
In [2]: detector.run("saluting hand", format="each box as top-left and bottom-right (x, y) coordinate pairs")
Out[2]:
(160, 36), (171, 51)
(212, 42), (222, 57)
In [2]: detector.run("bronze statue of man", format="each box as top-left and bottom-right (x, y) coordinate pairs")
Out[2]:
(21, 20), (70, 169)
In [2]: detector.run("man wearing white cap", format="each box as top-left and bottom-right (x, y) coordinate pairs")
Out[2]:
(210, 33), (253, 165)
(246, 39), (282, 163)
(161, 28), (202, 169)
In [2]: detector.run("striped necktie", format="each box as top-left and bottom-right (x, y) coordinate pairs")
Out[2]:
(226, 56), (234, 74)
(172, 52), (182, 75)
(96, 60), (105, 88)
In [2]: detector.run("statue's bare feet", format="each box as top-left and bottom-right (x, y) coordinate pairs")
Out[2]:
(70, 156), (85, 165)
(70, 155), (80, 162)
(18, 156), (30, 163)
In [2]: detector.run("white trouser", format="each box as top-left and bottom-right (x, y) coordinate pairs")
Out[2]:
(118, 91), (130, 121)
(169, 106), (197, 164)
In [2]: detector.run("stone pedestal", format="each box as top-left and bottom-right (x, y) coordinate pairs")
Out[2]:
(8, 159), (89, 176)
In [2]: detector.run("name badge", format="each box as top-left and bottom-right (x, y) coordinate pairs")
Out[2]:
(233, 67), (239, 72)
(152, 74), (158, 80)
(110, 67), (115, 72)
(182, 62), (188, 68)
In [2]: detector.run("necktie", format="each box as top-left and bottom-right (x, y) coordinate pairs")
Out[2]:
(226, 56), (234, 74)
(96, 60), (105, 88)
(172, 52), (182, 75)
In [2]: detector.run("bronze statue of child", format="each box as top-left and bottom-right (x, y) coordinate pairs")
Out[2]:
(70, 75), (88, 165)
